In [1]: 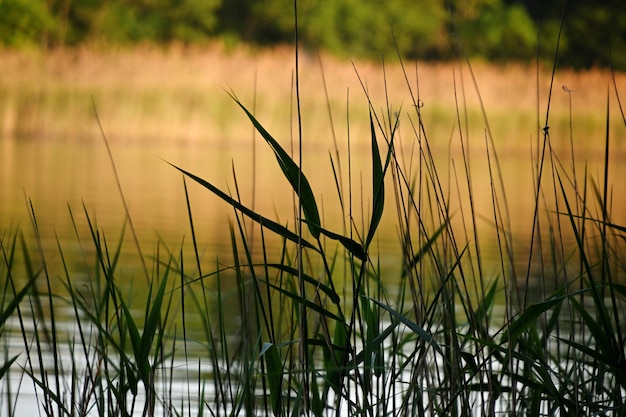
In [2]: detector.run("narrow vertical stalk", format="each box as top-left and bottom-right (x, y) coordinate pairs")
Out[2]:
(293, 1), (310, 413)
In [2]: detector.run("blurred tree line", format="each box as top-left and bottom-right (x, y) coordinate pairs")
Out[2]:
(0, 0), (624, 69)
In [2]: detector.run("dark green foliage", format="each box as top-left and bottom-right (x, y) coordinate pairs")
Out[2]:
(0, 0), (220, 46)
(452, 1), (537, 60)
(299, 0), (449, 60)
(92, 0), (220, 43)
(0, 0), (56, 47)
(1, 0), (625, 69)
(524, 0), (626, 69)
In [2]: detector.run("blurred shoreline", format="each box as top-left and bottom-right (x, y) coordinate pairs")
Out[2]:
(0, 44), (624, 155)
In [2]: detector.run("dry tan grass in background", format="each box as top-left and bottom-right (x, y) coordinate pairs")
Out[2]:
(0, 44), (623, 154)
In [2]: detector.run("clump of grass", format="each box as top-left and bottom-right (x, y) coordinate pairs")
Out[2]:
(164, 43), (625, 416)
(1, 12), (625, 417)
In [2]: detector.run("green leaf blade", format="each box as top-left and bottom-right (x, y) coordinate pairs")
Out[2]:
(365, 112), (385, 249)
(232, 96), (322, 238)
(260, 342), (283, 415)
(166, 162), (319, 253)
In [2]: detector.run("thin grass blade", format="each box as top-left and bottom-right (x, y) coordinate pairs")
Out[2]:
(402, 220), (449, 278)
(264, 280), (343, 322)
(230, 94), (322, 238)
(265, 263), (340, 304)
(370, 298), (444, 357)
(167, 162), (318, 252)
(260, 342), (283, 415)
(365, 112), (385, 249)
(501, 295), (566, 343)
(316, 226), (367, 261)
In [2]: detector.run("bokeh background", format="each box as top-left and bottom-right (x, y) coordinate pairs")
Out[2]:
(1, 0), (625, 69)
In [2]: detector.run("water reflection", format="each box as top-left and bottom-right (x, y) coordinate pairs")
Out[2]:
(2, 126), (625, 415)
(2, 132), (625, 288)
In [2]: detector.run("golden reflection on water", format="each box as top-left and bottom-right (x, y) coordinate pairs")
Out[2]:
(2, 48), (626, 305)
(2, 130), (624, 292)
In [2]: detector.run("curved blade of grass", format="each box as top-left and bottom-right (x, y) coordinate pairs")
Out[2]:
(361, 296), (384, 382)
(230, 94), (321, 238)
(353, 317), (401, 366)
(310, 369), (324, 417)
(556, 172), (616, 336)
(265, 263), (340, 304)
(167, 162), (318, 252)
(0, 275), (37, 327)
(469, 278), (498, 337)
(260, 342), (283, 415)
(475, 279), (497, 324)
(557, 336), (623, 369)
(501, 295), (566, 343)
(119, 296), (141, 395)
(315, 224), (367, 261)
(140, 266), (169, 374)
(401, 220), (449, 278)
(369, 298), (443, 357)
(22, 371), (73, 416)
(115, 265), (171, 395)
(556, 212), (626, 234)
(264, 279), (343, 322)
(0, 354), (17, 382)
(569, 297), (617, 359)
(365, 112), (384, 249)
(324, 321), (348, 394)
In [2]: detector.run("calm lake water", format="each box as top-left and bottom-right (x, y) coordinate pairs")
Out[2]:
(1, 124), (625, 415)
(3, 129), (625, 276)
